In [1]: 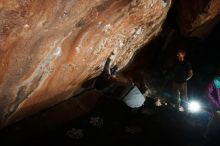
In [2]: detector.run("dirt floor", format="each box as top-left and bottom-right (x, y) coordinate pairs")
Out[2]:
(1, 94), (219, 146)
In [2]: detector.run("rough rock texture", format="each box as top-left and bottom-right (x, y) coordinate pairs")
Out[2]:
(177, 0), (220, 38)
(0, 0), (171, 128)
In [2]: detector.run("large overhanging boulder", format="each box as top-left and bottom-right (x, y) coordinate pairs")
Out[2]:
(0, 0), (172, 128)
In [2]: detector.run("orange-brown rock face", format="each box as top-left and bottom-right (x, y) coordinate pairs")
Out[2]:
(177, 0), (220, 38)
(0, 0), (171, 128)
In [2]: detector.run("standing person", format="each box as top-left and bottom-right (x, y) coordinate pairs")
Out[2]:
(205, 67), (220, 144)
(207, 67), (220, 110)
(172, 49), (193, 111)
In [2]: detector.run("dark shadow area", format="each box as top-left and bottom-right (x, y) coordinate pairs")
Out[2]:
(0, 95), (214, 146)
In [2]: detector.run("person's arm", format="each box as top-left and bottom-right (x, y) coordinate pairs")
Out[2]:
(186, 69), (193, 81)
(104, 50), (117, 75)
(185, 61), (193, 81)
(103, 58), (111, 75)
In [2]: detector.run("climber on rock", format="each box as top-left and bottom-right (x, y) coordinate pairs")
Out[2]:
(94, 49), (134, 91)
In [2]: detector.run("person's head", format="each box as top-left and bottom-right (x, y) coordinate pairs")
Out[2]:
(176, 49), (186, 62)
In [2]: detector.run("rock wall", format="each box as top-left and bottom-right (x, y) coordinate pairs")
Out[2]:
(176, 0), (220, 38)
(0, 0), (172, 128)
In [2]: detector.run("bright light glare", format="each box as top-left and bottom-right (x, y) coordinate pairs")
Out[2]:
(188, 101), (201, 113)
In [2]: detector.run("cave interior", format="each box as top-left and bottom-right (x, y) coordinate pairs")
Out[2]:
(0, 0), (220, 146)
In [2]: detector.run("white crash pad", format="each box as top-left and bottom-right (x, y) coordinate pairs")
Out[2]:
(123, 86), (145, 108)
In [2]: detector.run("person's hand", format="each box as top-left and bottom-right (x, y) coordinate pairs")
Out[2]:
(109, 49), (117, 60)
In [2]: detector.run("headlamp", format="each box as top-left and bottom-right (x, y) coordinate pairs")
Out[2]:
(188, 100), (201, 113)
